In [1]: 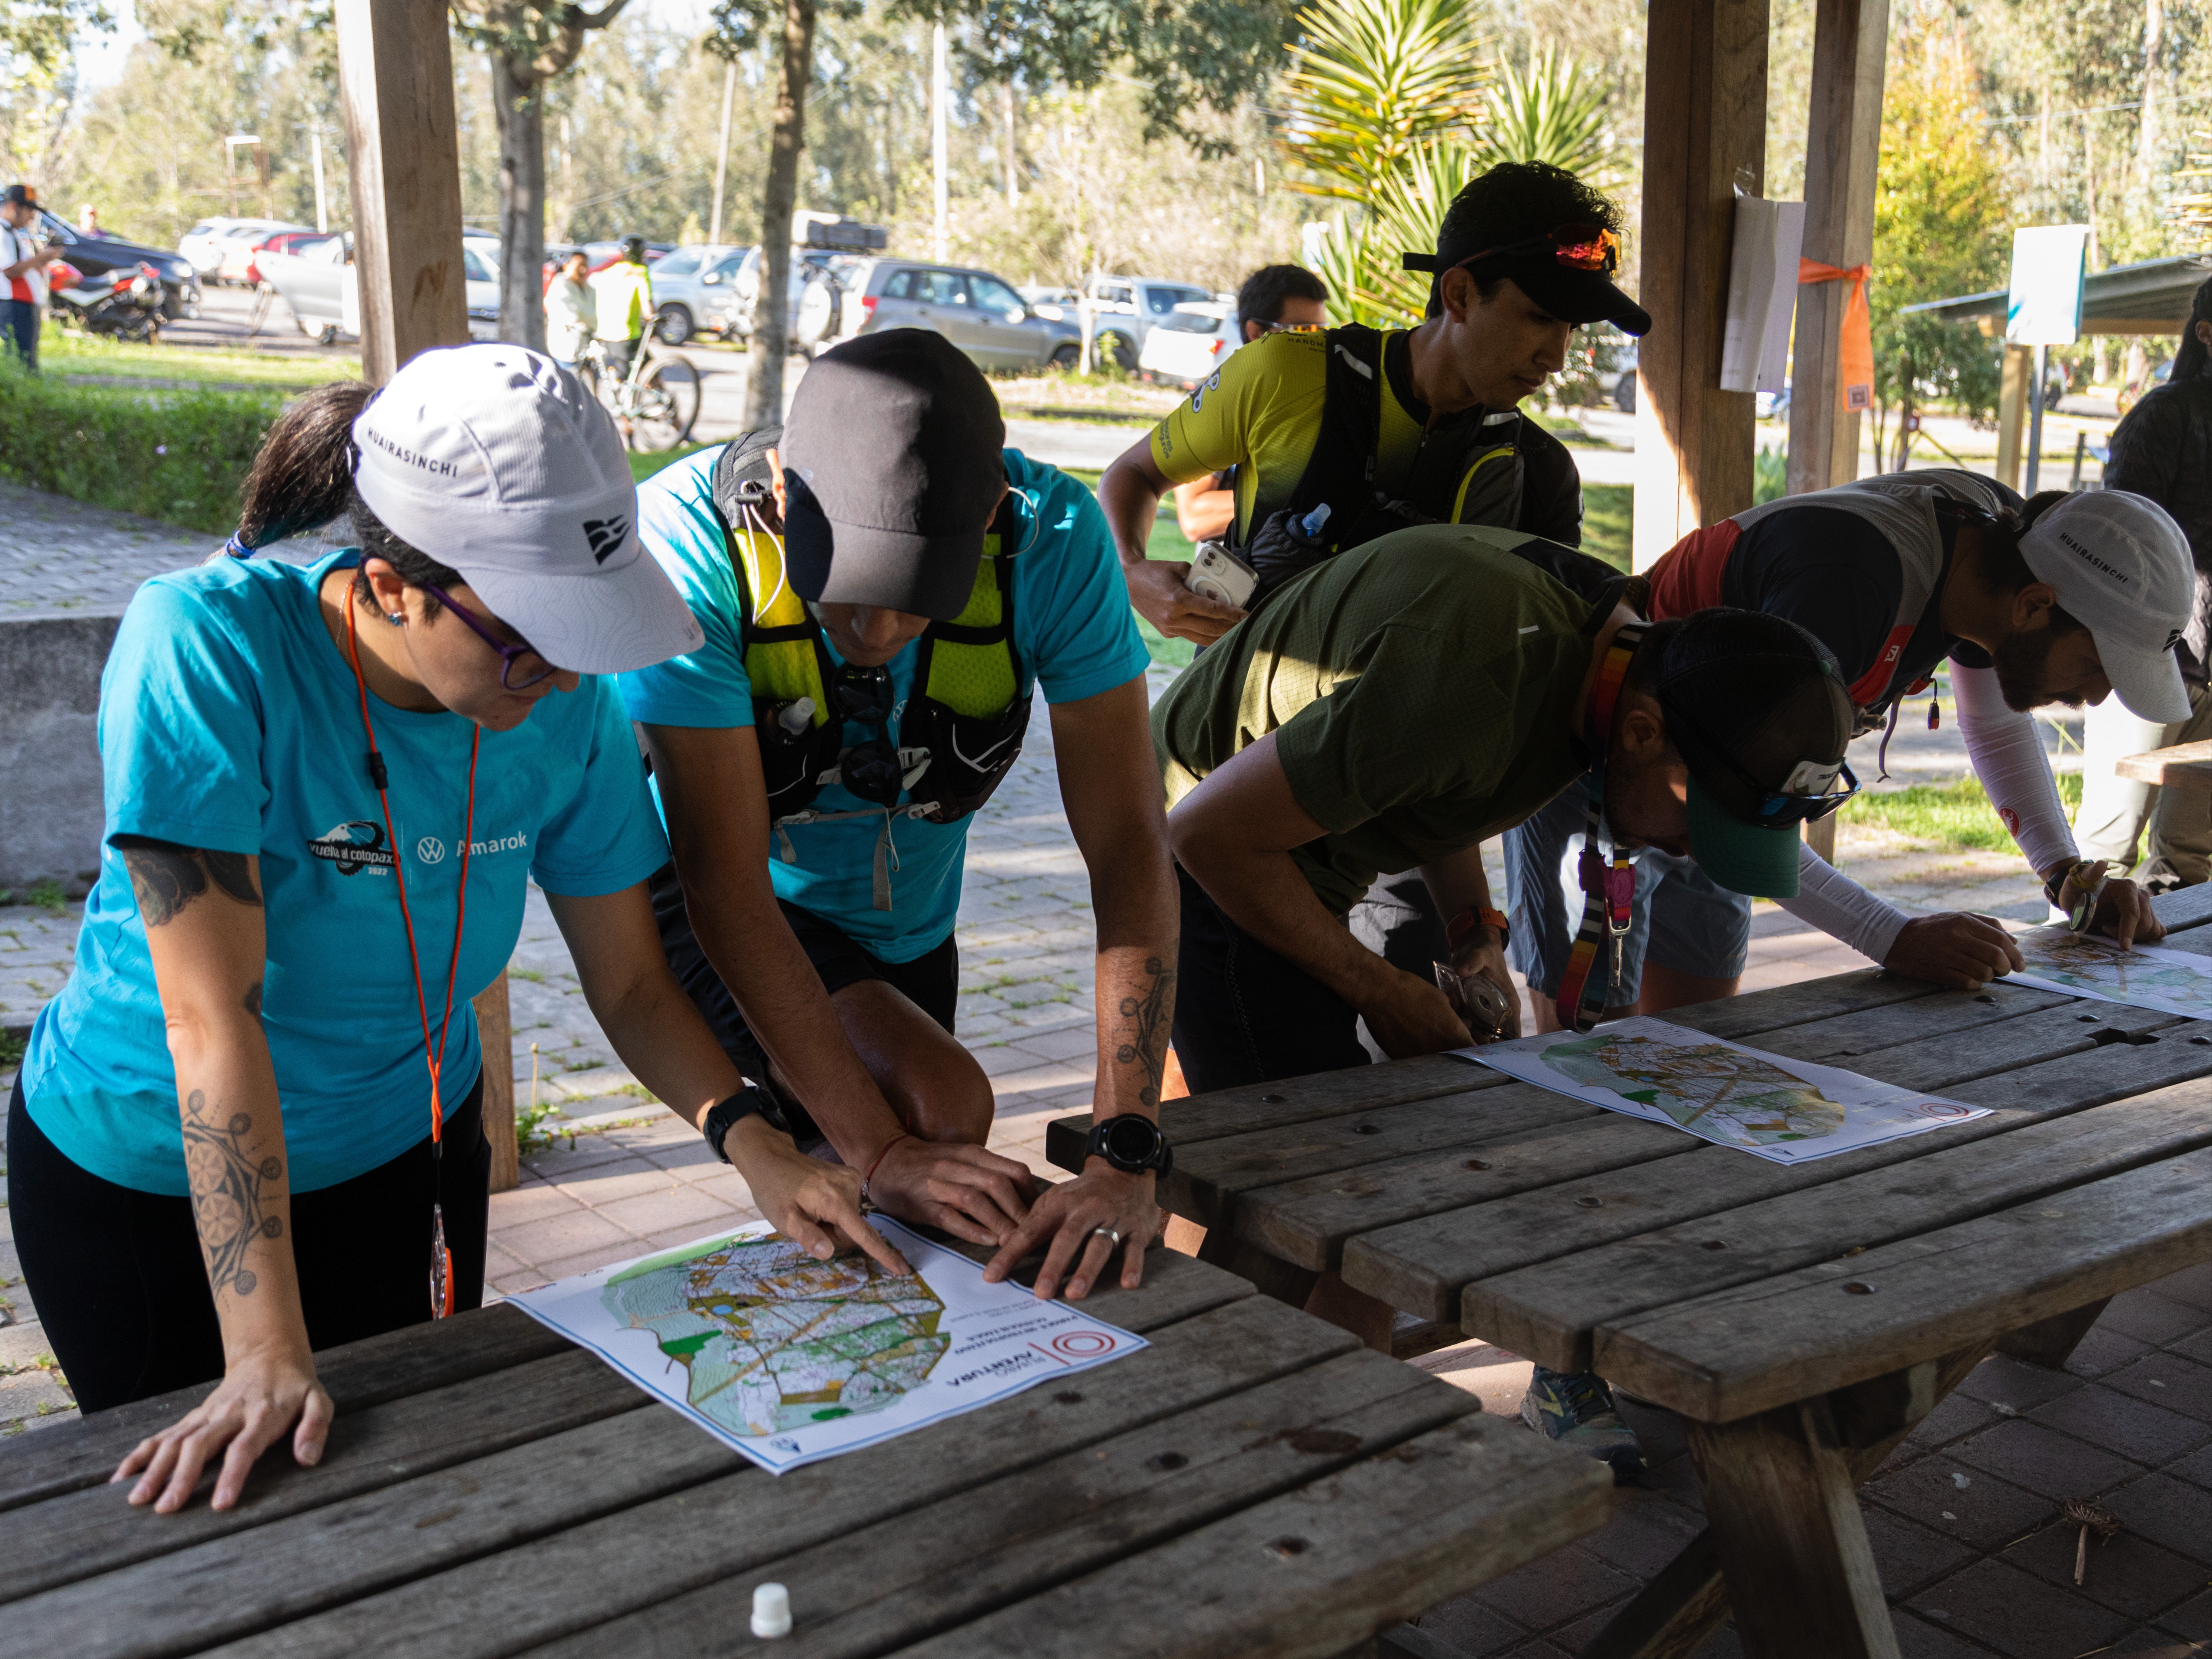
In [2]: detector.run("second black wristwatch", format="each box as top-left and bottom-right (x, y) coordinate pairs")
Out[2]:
(1085, 1115), (1172, 1179)
(702, 1086), (775, 1163)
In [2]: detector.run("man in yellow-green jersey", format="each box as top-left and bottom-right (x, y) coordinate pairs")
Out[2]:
(1100, 160), (1649, 648)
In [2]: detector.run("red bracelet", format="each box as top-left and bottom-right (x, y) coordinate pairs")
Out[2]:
(860, 1133), (909, 1209)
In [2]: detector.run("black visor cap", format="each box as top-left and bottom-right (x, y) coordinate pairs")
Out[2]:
(1405, 246), (1652, 336)
(1654, 610), (1854, 819)
(780, 329), (1008, 622)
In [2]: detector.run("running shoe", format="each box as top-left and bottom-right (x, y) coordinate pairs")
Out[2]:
(1519, 1365), (1647, 1484)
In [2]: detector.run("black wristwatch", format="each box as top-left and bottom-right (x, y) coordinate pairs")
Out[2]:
(702, 1086), (775, 1163)
(1085, 1115), (1172, 1179)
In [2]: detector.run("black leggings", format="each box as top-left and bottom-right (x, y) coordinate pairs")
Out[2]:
(1170, 864), (1373, 1094)
(6, 1072), (491, 1414)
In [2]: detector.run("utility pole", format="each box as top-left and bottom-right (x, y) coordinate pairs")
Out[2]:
(309, 128), (329, 233)
(931, 22), (948, 262)
(709, 58), (736, 246)
(1003, 81), (1017, 207)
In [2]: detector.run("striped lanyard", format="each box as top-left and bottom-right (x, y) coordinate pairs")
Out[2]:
(1554, 622), (1645, 1033)
(344, 596), (478, 1319)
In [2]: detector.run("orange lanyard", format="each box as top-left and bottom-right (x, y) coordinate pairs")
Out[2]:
(344, 596), (478, 1317)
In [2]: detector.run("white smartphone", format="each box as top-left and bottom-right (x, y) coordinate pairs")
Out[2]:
(1187, 540), (1257, 608)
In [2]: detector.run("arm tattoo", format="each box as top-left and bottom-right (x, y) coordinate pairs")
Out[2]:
(113, 837), (261, 927)
(181, 1088), (283, 1299)
(1114, 955), (1177, 1110)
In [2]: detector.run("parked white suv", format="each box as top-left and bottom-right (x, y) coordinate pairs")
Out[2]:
(1082, 276), (1216, 370)
(1138, 302), (1244, 389)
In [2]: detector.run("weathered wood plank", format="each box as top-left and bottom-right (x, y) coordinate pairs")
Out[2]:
(0, 1350), (648, 1605)
(1637, 970), (1932, 1044)
(2152, 880), (2212, 933)
(3, 1409), (746, 1659)
(1594, 1148), (2212, 1420)
(527, 1347), (1480, 1658)
(879, 1418), (1615, 1659)
(1235, 982), (2085, 1273)
(1346, 1002), (2199, 1323)
(1240, 1117), (1700, 1273)
(1469, 1085), (2211, 1373)
(204, 1293), (1352, 1659)
(0, 1303), (573, 1516)
(1685, 1398), (1901, 1659)
(2158, 925), (2212, 958)
(1044, 1054), (1498, 1173)
(1170, 1085), (1604, 1228)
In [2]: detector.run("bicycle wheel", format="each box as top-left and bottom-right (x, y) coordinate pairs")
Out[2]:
(626, 354), (701, 452)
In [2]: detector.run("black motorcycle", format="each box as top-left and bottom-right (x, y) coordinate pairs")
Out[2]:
(46, 257), (166, 343)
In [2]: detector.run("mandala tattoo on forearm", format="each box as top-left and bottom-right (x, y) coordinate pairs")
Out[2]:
(1114, 956), (1177, 1109)
(114, 837), (260, 928)
(182, 1089), (283, 1299)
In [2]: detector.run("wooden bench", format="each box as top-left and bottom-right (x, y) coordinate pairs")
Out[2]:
(1047, 883), (2212, 1658)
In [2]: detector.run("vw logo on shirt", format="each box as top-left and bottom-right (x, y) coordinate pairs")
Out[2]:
(417, 836), (447, 864)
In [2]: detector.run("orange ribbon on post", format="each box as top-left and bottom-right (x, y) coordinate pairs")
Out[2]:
(1799, 259), (1873, 413)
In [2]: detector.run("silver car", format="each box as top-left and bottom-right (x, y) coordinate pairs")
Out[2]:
(1083, 276), (1216, 370)
(820, 259), (1081, 371)
(649, 243), (753, 345)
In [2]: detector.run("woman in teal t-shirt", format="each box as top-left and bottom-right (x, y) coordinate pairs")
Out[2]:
(7, 346), (903, 1515)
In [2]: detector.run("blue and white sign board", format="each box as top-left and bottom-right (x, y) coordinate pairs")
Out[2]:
(2005, 226), (2089, 347)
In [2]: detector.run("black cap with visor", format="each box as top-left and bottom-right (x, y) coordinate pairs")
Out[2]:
(1404, 223), (1652, 336)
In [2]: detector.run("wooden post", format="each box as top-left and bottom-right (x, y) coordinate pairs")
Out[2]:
(475, 975), (520, 1193)
(334, 0), (470, 387)
(1785, 0), (1888, 496)
(1994, 343), (2032, 490)
(1631, 0), (1771, 570)
(336, 0), (515, 1185)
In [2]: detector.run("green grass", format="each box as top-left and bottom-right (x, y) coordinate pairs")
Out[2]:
(628, 443), (711, 484)
(0, 1029), (24, 1070)
(0, 353), (278, 533)
(43, 330), (362, 391)
(1582, 483), (1631, 573)
(1839, 772), (2084, 853)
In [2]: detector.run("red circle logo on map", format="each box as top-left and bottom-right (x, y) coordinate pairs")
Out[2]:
(1051, 1331), (1117, 1359)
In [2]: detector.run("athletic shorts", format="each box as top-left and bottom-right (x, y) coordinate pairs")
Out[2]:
(648, 861), (958, 1142)
(1501, 786), (1752, 1003)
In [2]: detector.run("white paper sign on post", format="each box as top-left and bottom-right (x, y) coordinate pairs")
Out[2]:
(1721, 196), (1806, 394)
(2005, 226), (2090, 347)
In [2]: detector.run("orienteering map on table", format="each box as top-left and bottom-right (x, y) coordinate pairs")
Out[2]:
(508, 1217), (1145, 1473)
(1462, 1016), (1990, 1164)
(2008, 928), (2212, 1021)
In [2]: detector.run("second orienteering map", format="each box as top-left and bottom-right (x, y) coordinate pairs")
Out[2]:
(1466, 1016), (1990, 1163)
(2009, 928), (2212, 1021)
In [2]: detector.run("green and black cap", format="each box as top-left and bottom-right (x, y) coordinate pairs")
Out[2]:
(1647, 609), (1858, 899)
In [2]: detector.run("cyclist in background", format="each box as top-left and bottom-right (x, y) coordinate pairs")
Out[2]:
(590, 235), (654, 392)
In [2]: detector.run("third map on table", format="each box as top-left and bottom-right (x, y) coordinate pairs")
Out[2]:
(1467, 1016), (1989, 1164)
(2009, 929), (2212, 1021)
(508, 1217), (1145, 1473)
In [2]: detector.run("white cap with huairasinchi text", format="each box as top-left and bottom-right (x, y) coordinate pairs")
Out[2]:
(350, 343), (704, 676)
(2018, 490), (2195, 724)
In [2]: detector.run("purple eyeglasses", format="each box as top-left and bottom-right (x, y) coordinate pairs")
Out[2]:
(419, 583), (558, 690)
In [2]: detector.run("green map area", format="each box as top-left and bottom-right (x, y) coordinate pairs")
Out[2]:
(1543, 1032), (1847, 1149)
(2021, 935), (2212, 1010)
(600, 1233), (950, 1438)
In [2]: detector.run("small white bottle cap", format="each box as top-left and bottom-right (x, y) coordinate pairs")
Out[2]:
(750, 1582), (793, 1639)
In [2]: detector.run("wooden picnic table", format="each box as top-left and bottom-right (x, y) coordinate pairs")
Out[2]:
(0, 1243), (1612, 1659)
(1047, 882), (2212, 1659)
(2115, 739), (2212, 791)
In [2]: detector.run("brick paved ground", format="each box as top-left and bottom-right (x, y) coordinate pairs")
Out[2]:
(4, 483), (2201, 1659)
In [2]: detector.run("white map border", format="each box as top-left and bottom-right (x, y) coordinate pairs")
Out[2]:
(2007, 926), (2212, 1021)
(1459, 1016), (1992, 1164)
(506, 1217), (1148, 1475)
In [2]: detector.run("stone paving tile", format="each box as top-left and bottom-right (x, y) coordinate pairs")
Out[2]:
(1910, 1556), (2136, 1658)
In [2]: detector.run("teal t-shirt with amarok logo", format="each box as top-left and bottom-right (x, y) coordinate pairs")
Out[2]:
(21, 548), (672, 1196)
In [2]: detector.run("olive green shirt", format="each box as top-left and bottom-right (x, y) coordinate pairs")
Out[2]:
(1154, 526), (1600, 914)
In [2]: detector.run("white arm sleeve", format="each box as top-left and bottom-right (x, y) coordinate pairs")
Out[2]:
(1951, 662), (2077, 876)
(1775, 841), (1911, 963)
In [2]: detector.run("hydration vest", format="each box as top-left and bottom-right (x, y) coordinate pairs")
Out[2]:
(1259, 323), (1529, 553)
(709, 437), (1031, 908)
(1725, 468), (2007, 733)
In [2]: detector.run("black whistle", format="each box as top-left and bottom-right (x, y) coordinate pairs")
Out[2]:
(367, 752), (388, 791)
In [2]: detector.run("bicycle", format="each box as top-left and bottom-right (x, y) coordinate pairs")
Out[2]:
(575, 334), (701, 453)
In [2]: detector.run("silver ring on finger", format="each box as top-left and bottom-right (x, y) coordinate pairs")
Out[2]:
(1089, 1225), (1123, 1249)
